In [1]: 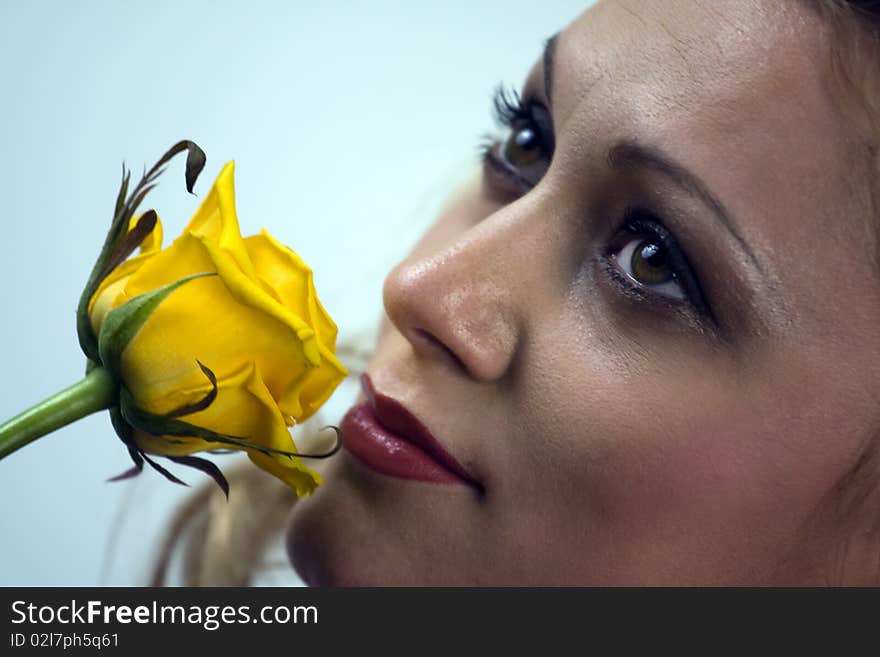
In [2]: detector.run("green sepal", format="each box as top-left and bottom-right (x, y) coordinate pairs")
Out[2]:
(109, 406), (134, 444)
(118, 386), (343, 462)
(76, 140), (206, 362)
(118, 386), (304, 461)
(97, 272), (215, 379)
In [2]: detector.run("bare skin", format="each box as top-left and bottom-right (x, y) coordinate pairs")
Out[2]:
(287, 0), (880, 585)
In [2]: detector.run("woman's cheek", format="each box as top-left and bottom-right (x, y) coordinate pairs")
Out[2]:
(516, 337), (781, 541)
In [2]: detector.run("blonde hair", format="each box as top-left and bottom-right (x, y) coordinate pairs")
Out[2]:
(151, 459), (299, 586)
(150, 343), (371, 586)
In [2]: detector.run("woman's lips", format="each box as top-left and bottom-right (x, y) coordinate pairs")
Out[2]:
(339, 375), (481, 490)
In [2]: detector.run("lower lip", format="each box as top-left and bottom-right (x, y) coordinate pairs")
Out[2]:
(340, 403), (469, 486)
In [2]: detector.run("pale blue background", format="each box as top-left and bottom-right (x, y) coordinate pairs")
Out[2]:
(0, 0), (589, 585)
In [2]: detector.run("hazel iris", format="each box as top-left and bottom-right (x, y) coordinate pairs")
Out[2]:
(503, 126), (543, 166)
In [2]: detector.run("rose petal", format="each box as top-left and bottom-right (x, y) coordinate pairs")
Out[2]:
(133, 360), (321, 495)
(117, 233), (317, 418)
(244, 231), (347, 420)
(182, 161), (259, 282)
(244, 231), (339, 346)
(88, 252), (157, 335)
(88, 214), (165, 333)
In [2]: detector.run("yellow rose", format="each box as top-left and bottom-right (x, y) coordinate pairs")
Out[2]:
(87, 161), (347, 495)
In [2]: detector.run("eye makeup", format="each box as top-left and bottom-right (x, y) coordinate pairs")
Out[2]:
(603, 207), (712, 318)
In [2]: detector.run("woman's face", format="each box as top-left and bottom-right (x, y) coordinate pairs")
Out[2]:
(288, 0), (880, 585)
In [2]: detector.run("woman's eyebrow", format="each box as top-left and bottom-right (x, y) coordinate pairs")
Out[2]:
(543, 33), (559, 107)
(607, 140), (763, 273)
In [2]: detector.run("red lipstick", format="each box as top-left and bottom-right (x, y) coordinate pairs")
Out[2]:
(339, 374), (481, 490)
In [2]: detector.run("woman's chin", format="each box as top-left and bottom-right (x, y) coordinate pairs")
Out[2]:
(285, 458), (396, 587)
(285, 453), (479, 586)
(287, 469), (351, 586)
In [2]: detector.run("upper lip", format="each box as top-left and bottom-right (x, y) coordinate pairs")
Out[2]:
(361, 374), (483, 492)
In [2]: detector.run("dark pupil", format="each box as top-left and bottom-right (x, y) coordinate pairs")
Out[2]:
(631, 239), (673, 285)
(504, 126), (542, 165)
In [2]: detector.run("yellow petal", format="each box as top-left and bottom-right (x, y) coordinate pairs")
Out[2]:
(117, 232), (317, 417)
(133, 361), (320, 495)
(244, 231), (339, 347)
(198, 236), (340, 420)
(247, 449), (321, 497)
(182, 161), (258, 282)
(87, 251), (156, 335)
(244, 231), (347, 420)
(285, 349), (348, 420)
(88, 214), (165, 334)
(198, 236), (320, 362)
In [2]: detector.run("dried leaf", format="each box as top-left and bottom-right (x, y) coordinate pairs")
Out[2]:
(141, 452), (189, 487)
(169, 455), (229, 498)
(76, 140), (206, 363)
(167, 360), (218, 418)
(120, 387), (339, 461)
(99, 210), (157, 281)
(106, 446), (143, 482)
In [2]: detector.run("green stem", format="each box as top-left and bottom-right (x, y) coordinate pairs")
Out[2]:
(0, 366), (117, 460)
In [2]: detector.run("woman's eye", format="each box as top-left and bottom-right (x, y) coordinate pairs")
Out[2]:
(480, 84), (554, 195)
(612, 236), (686, 301)
(501, 125), (544, 167)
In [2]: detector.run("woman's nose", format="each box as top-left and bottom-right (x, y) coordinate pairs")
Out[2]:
(382, 220), (522, 383)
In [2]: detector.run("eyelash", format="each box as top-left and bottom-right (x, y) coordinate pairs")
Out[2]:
(490, 83), (533, 127)
(478, 83), (711, 321)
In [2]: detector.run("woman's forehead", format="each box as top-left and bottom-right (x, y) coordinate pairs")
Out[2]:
(551, 0), (846, 149)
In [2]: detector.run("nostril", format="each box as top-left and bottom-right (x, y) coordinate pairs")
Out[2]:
(412, 328), (467, 373)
